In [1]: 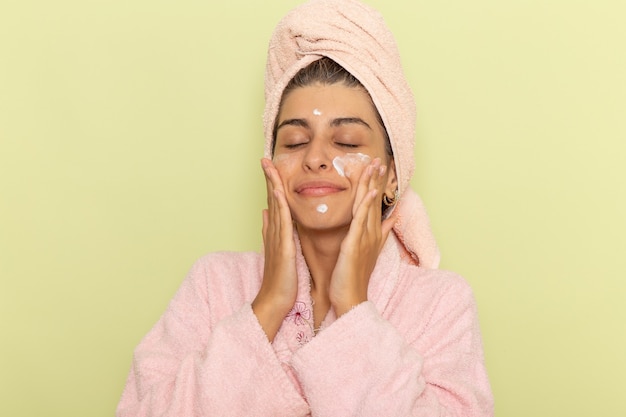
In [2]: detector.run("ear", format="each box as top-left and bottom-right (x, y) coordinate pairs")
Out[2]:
(384, 158), (398, 198)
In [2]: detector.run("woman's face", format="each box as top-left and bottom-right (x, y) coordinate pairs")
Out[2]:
(273, 83), (397, 232)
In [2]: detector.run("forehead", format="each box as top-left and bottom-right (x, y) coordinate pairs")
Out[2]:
(278, 83), (378, 120)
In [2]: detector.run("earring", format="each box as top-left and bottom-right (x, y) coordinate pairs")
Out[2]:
(383, 189), (399, 206)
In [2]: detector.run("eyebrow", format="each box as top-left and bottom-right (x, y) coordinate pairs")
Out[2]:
(276, 118), (310, 131)
(276, 117), (372, 131)
(330, 117), (372, 130)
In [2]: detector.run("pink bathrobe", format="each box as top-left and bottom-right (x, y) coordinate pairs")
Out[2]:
(116, 231), (494, 416)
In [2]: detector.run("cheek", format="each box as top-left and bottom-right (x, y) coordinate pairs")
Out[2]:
(273, 153), (298, 177)
(332, 152), (372, 178)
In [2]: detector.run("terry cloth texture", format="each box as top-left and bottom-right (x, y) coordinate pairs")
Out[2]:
(263, 0), (440, 268)
(116, 233), (494, 416)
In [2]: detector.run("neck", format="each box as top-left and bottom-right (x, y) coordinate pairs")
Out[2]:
(296, 224), (347, 294)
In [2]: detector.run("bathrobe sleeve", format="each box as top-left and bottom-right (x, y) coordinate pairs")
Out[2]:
(290, 275), (494, 417)
(116, 255), (310, 417)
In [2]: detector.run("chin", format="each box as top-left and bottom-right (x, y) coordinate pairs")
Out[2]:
(292, 210), (352, 233)
(287, 194), (356, 230)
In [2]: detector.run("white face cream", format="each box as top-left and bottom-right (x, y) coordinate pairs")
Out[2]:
(272, 153), (297, 171)
(273, 153), (290, 163)
(316, 204), (328, 214)
(313, 108), (322, 116)
(332, 153), (371, 178)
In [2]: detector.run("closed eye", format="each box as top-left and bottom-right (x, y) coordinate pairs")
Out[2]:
(336, 143), (359, 148)
(284, 142), (307, 149)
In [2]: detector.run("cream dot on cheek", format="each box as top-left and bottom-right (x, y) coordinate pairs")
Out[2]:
(332, 153), (372, 178)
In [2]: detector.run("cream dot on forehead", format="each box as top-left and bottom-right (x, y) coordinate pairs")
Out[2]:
(313, 108), (322, 116)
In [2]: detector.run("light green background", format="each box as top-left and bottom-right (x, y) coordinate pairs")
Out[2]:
(1, 1), (624, 416)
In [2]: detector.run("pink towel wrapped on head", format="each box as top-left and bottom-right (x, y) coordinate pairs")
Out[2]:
(263, 0), (441, 268)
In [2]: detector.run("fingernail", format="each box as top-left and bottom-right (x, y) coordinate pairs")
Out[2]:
(379, 166), (386, 176)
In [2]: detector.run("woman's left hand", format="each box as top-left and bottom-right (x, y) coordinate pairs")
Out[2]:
(329, 158), (398, 317)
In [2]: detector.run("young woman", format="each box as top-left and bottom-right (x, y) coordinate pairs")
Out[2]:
(117, 1), (493, 416)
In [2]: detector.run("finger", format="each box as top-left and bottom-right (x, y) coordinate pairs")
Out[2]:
(262, 158), (285, 198)
(263, 158), (289, 224)
(353, 158), (380, 214)
(263, 158), (286, 192)
(273, 188), (291, 225)
(353, 158), (383, 232)
(262, 159), (284, 249)
(262, 209), (269, 246)
(261, 158), (276, 211)
(366, 162), (386, 232)
(352, 163), (371, 213)
(352, 158), (383, 229)
(350, 188), (379, 236)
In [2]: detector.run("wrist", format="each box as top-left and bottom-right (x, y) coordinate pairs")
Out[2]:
(252, 290), (294, 342)
(253, 286), (294, 315)
(332, 295), (367, 318)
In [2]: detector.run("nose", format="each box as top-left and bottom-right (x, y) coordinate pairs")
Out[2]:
(303, 138), (330, 172)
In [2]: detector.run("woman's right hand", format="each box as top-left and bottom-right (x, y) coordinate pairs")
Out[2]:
(251, 158), (298, 342)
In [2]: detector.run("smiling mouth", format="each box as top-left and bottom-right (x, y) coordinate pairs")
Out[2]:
(295, 183), (345, 197)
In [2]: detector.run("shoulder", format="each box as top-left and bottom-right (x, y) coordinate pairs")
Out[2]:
(185, 251), (264, 309)
(398, 264), (475, 301)
(191, 251), (264, 276)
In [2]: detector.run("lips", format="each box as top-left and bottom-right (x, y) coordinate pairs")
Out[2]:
(295, 181), (346, 197)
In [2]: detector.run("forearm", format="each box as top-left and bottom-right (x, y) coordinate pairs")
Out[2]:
(292, 302), (424, 416)
(117, 304), (309, 417)
(292, 301), (493, 417)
